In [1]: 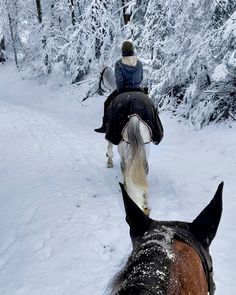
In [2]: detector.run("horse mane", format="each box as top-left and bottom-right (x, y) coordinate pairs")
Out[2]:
(107, 226), (175, 295)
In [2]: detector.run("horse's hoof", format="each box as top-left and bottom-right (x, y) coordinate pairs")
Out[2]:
(107, 159), (113, 168)
(143, 207), (151, 216)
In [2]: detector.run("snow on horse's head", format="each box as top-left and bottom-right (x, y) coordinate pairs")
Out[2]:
(108, 182), (223, 295)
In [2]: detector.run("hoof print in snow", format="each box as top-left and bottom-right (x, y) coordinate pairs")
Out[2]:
(103, 245), (115, 253)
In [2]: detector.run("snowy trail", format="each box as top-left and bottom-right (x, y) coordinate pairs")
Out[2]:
(0, 64), (128, 295)
(0, 63), (235, 294)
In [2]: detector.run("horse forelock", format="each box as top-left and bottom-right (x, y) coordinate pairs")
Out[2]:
(108, 226), (175, 295)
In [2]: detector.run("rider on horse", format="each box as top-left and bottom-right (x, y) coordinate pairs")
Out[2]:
(94, 41), (144, 133)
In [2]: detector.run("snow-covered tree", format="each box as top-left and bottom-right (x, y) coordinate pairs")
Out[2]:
(130, 0), (236, 126)
(0, 0), (235, 126)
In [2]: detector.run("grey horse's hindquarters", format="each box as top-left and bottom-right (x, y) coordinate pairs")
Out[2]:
(105, 91), (164, 145)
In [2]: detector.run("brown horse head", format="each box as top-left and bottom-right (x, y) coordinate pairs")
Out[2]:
(109, 182), (223, 295)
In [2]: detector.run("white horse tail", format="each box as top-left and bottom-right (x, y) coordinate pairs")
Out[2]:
(124, 116), (147, 190)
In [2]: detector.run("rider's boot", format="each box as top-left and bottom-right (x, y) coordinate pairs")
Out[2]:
(94, 115), (107, 133)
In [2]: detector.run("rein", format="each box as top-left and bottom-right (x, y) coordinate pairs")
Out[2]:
(98, 67), (109, 94)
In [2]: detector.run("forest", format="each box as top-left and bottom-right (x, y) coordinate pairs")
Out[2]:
(1, 1), (236, 294)
(0, 0), (236, 127)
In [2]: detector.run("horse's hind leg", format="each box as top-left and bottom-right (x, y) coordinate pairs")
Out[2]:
(117, 141), (127, 174)
(106, 141), (114, 168)
(144, 144), (150, 175)
(120, 158), (125, 174)
(143, 193), (150, 216)
(144, 161), (149, 175)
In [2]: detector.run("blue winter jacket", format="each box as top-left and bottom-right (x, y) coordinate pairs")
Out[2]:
(115, 58), (143, 93)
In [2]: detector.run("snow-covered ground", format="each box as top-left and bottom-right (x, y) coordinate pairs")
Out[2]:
(0, 62), (235, 295)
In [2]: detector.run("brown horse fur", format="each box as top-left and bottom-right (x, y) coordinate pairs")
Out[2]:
(108, 182), (223, 295)
(168, 240), (208, 295)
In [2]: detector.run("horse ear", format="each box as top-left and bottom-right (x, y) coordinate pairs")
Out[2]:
(191, 182), (223, 248)
(119, 183), (151, 238)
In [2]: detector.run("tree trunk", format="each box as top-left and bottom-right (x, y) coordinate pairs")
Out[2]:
(35, 0), (42, 23)
(92, 0), (102, 59)
(68, 0), (76, 26)
(91, 0), (109, 59)
(0, 36), (6, 51)
(121, 0), (131, 25)
(76, 0), (82, 18)
(35, 0), (51, 73)
(0, 36), (6, 63)
(7, 12), (18, 67)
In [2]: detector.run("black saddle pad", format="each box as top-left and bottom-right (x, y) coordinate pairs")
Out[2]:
(105, 91), (164, 145)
